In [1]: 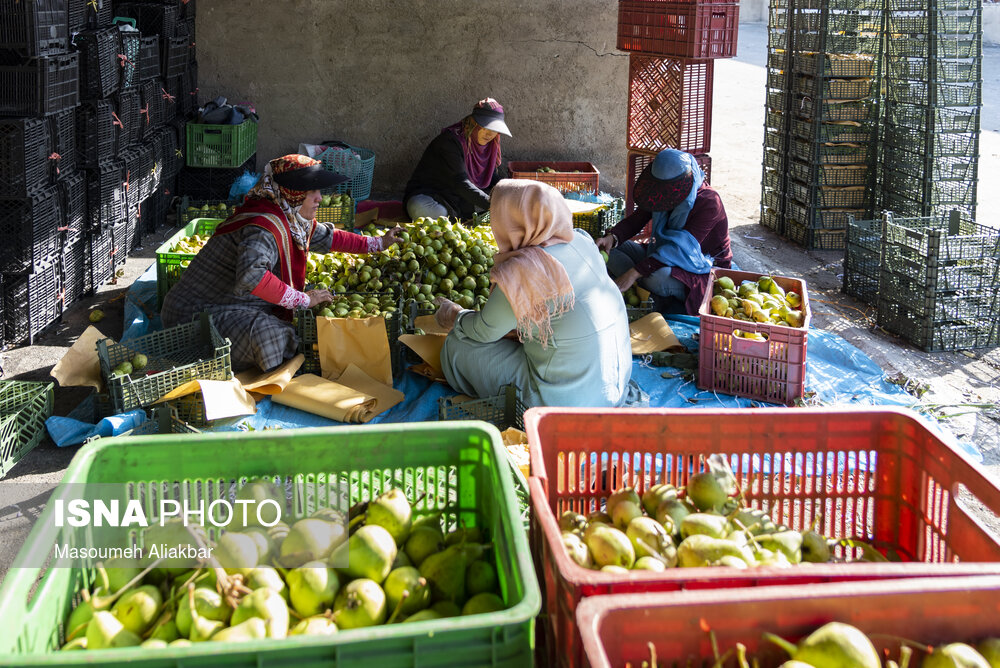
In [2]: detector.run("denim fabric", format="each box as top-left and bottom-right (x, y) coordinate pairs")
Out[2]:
(405, 194), (449, 220)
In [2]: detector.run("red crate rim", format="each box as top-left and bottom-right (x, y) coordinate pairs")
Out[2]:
(508, 161), (599, 175)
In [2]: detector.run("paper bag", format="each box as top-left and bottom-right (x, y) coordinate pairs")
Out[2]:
(399, 333), (447, 373)
(413, 314), (451, 335)
(153, 378), (257, 421)
(501, 427), (530, 480)
(51, 326), (108, 391)
(236, 354), (304, 398)
(272, 373), (377, 423)
(336, 364), (404, 421)
(316, 316), (393, 386)
(630, 312), (685, 355)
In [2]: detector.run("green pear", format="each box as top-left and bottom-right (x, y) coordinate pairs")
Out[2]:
(764, 622), (880, 668)
(65, 588), (110, 641)
(329, 524), (397, 583)
(586, 511), (613, 527)
(633, 556), (667, 571)
(800, 530), (832, 563)
(680, 513), (730, 540)
(655, 499), (695, 538)
(210, 617), (268, 643)
(402, 609), (442, 623)
(411, 513), (442, 531)
(231, 587), (290, 639)
(601, 565), (630, 574)
(729, 508), (777, 535)
(677, 535), (752, 568)
(175, 587), (230, 638)
(757, 530), (803, 564)
(383, 566), (431, 616)
(714, 555), (749, 569)
(686, 472), (727, 512)
(611, 498), (643, 532)
(924, 644), (991, 668)
(605, 488), (640, 527)
(280, 518), (347, 568)
(558, 511), (587, 535)
(60, 637), (87, 651)
(461, 592), (505, 615)
(215, 532), (260, 575)
(245, 566), (288, 601)
(286, 562), (340, 617)
(465, 559), (498, 596)
(419, 543), (484, 604)
(430, 600), (461, 618)
(583, 525), (635, 569)
(233, 477), (285, 528)
(141, 638), (168, 649)
(333, 578), (387, 629)
(111, 584), (162, 635)
(562, 532), (593, 569)
(754, 547), (791, 568)
(103, 558), (143, 593)
(641, 484), (677, 516)
(404, 525), (444, 567)
(148, 615), (179, 642)
(169, 639), (193, 647)
(444, 526), (483, 546)
(241, 525), (276, 564)
(86, 611), (142, 650)
(391, 550), (412, 570)
(366, 488), (413, 544)
(626, 516), (676, 566)
(289, 616), (338, 636)
(977, 639), (1000, 667)
(141, 520), (209, 573)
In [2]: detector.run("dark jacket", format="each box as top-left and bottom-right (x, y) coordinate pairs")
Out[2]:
(404, 131), (503, 219)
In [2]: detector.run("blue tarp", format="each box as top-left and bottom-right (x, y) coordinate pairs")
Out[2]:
(47, 263), (981, 462)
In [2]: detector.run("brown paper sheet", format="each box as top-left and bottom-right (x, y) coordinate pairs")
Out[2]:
(235, 354), (304, 396)
(315, 316), (393, 386)
(413, 314), (451, 336)
(501, 427), (530, 479)
(50, 326), (108, 391)
(408, 362), (448, 383)
(336, 364), (404, 422)
(630, 312), (685, 355)
(399, 333), (447, 373)
(272, 373), (377, 423)
(153, 378), (257, 421)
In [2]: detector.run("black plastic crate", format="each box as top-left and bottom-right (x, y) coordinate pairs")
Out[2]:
(0, 52), (79, 116)
(140, 76), (165, 132)
(58, 170), (86, 240)
(176, 154), (257, 200)
(791, 117), (874, 144)
(136, 141), (157, 199)
(60, 234), (88, 307)
(161, 74), (180, 121)
(793, 72), (876, 101)
(76, 99), (116, 168)
(887, 12), (981, 36)
(66, 0), (84, 30)
(3, 258), (61, 345)
(787, 179), (869, 208)
(87, 224), (113, 289)
(137, 34), (159, 82)
(158, 124), (180, 179)
(82, 0), (110, 28)
(887, 147), (976, 182)
(0, 186), (61, 273)
(86, 159), (124, 230)
(0, 118), (50, 197)
(885, 33), (980, 60)
(789, 138), (870, 165)
(785, 218), (847, 251)
(72, 26), (119, 99)
(788, 10), (881, 34)
(789, 158), (871, 186)
(161, 34), (187, 79)
(182, 59), (197, 113)
(114, 87), (141, 147)
(843, 215), (881, 306)
(786, 198), (867, 230)
(0, 0), (68, 58)
(886, 79), (981, 107)
(884, 102), (979, 134)
(795, 95), (875, 122)
(792, 52), (877, 78)
(883, 123), (978, 157)
(119, 146), (140, 210)
(116, 23), (140, 89)
(139, 187), (169, 232)
(115, 2), (179, 38)
(884, 56), (979, 83)
(48, 107), (76, 177)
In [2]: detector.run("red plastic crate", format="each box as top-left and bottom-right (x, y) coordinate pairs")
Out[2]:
(697, 268), (810, 405)
(579, 577), (1000, 667)
(617, 1), (740, 59)
(627, 55), (713, 155)
(526, 406), (1000, 668)
(507, 161), (599, 194)
(624, 149), (711, 240)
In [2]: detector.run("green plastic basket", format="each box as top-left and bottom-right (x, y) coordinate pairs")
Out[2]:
(154, 217), (223, 308)
(176, 199), (236, 226)
(97, 312), (232, 414)
(571, 199), (624, 239)
(315, 201), (355, 227)
(185, 119), (258, 168)
(0, 380), (53, 479)
(0, 422), (540, 666)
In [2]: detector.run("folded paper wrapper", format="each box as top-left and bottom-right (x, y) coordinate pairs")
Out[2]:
(630, 312), (684, 355)
(153, 378), (257, 421)
(50, 325), (108, 392)
(236, 354), (304, 400)
(399, 333), (448, 383)
(316, 315), (393, 386)
(272, 364), (403, 423)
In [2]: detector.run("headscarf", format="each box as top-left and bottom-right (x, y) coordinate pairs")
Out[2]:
(245, 154), (317, 249)
(636, 150), (713, 273)
(488, 180), (575, 347)
(445, 99), (504, 190)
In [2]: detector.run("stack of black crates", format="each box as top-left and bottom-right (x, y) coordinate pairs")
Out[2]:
(762, 0), (882, 251)
(0, 0), (196, 346)
(615, 0), (739, 238)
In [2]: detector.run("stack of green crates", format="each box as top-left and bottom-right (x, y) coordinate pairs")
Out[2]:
(761, 0), (881, 250)
(881, 0), (981, 220)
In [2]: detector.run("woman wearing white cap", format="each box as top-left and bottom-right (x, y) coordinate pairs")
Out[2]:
(403, 97), (512, 221)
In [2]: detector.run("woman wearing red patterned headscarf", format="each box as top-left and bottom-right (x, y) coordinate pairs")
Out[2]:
(403, 97), (512, 221)
(161, 154), (403, 372)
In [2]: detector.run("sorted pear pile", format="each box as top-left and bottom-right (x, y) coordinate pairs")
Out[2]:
(169, 233), (210, 256)
(708, 274), (805, 330)
(558, 460), (883, 573)
(58, 480), (507, 653)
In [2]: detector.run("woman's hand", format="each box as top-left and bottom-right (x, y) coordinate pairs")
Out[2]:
(381, 226), (406, 248)
(596, 234), (616, 252)
(614, 268), (641, 293)
(306, 289), (333, 308)
(433, 296), (463, 330)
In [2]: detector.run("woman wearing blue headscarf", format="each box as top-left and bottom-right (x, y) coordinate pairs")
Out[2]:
(597, 149), (732, 315)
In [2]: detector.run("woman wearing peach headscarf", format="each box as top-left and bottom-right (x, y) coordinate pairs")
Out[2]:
(435, 179), (633, 408)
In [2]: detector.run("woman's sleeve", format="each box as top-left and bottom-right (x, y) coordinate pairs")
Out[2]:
(233, 228), (280, 296)
(449, 288), (518, 344)
(606, 209), (653, 244)
(309, 222), (382, 254)
(442, 137), (491, 210)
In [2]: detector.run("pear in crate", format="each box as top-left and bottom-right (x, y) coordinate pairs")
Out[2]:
(333, 578), (387, 629)
(286, 561), (340, 617)
(764, 622), (880, 668)
(231, 587), (290, 639)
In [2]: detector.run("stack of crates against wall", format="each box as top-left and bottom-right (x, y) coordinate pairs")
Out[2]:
(762, 0), (882, 251)
(881, 0), (981, 221)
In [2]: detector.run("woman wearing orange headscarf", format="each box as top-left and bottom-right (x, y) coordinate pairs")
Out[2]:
(435, 179), (633, 408)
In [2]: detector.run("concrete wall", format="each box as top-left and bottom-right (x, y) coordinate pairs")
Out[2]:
(197, 0), (631, 198)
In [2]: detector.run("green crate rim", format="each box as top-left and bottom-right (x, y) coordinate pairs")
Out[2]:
(154, 217), (223, 308)
(185, 118), (258, 169)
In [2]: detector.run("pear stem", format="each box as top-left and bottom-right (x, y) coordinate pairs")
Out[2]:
(762, 631), (798, 657)
(91, 557), (164, 610)
(386, 590), (409, 625)
(736, 642), (750, 668)
(900, 645), (914, 668)
(142, 610), (173, 640)
(868, 634), (929, 653)
(646, 641), (658, 668)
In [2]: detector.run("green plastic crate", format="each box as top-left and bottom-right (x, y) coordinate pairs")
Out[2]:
(0, 380), (53, 479)
(315, 201), (355, 227)
(176, 199), (236, 226)
(154, 217), (223, 308)
(97, 312), (232, 414)
(185, 119), (258, 168)
(0, 422), (540, 666)
(571, 199), (624, 239)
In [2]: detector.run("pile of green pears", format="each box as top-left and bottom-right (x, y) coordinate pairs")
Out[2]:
(560, 465), (855, 572)
(59, 480), (506, 652)
(643, 620), (1000, 668)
